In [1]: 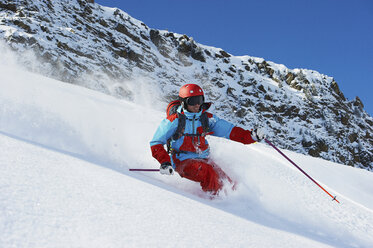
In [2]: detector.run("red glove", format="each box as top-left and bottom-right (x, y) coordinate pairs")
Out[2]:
(151, 144), (171, 164)
(229, 126), (256, 145)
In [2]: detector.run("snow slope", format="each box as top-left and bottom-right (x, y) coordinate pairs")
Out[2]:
(1, 56), (373, 247)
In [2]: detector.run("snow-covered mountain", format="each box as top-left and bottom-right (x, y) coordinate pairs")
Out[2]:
(1, 44), (373, 248)
(0, 0), (372, 170)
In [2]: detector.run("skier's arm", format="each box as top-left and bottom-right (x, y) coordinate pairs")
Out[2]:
(150, 118), (178, 165)
(209, 114), (256, 144)
(151, 144), (170, 165)
(229, 126), (256, 144)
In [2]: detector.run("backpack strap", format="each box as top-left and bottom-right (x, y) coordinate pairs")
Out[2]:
(200, 111), (210, 133)
(172, 113), (186, 141)
(167, 113), (186, 154)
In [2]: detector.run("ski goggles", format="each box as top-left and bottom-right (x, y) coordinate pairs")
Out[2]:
(186, 95), (204, 106)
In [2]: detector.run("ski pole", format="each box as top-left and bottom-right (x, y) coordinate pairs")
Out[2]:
(129, 168), (160, 172)
(264, 138), (340, 204)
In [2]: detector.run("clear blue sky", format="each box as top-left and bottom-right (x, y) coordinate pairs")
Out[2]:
(95, 0), (373, 116)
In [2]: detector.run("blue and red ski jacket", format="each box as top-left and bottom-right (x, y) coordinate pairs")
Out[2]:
(150, 105), (256, 167)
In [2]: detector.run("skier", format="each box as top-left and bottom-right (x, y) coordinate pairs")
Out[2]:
(150, 84), (266, 195)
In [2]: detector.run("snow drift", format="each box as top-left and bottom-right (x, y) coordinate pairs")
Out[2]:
(1, 48), (373, 247)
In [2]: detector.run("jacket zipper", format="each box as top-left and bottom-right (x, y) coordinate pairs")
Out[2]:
(192, 115), (201, 146)
(192, 115), (196, 135)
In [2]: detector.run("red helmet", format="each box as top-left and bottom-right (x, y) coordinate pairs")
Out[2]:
(179, 84), (204, 98)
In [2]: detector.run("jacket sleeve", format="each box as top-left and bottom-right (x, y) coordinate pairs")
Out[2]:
(209, 114), (256, 145)
(209, 114), (235, 138)
(150, 118), (178, 164)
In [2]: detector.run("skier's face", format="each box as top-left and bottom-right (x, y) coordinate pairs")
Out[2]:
(185, 95), (203, 113)
(187, 103), (201, 113)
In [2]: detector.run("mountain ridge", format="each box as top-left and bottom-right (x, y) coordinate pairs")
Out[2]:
(1, 0), (372, 170)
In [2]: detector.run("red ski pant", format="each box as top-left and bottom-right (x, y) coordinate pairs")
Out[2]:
(175, 158), (231, 194)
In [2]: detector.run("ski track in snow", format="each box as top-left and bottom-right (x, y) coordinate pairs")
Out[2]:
(1, 57), (373, 247)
